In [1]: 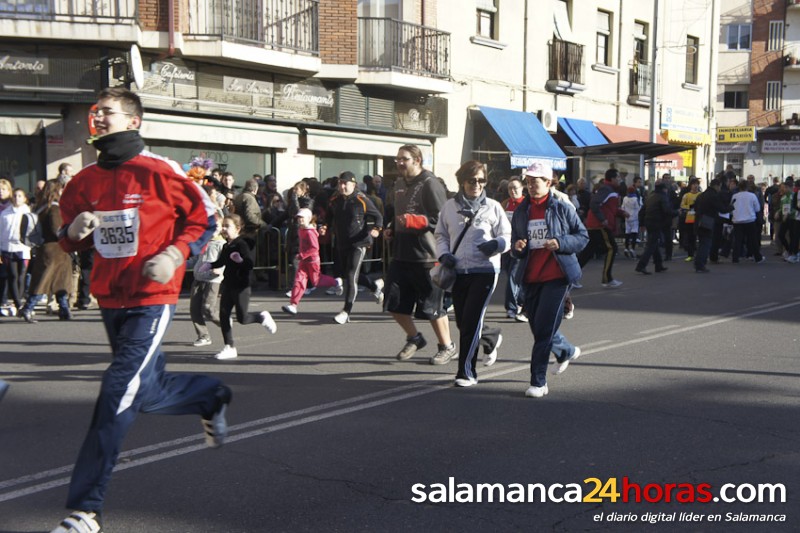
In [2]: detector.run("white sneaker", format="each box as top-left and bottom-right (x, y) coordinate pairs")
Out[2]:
(454, 377), (478, 387)
(305, 287), (316, 295)
(484, 333), (502, 366)
(193, 337), (212, 347)
(51, 510), (102, 533)
(564, 301), (575, 320)
(326, 278), (344, 296)
(372, 278), (385, 305)
(260, 311), (277, 334)
(554, 346), (582, 375)
(602, 279), (623, 288)
(285, 290), (292, 298)
(281, 304), (297, 315)
(525, 384), (549, 398)
(214, 345), (238, 360)
(571, 282), (583, 289)
(333, 310), (350, 324)
(514, 313), (529, 323)
(786, 254), (799, 264)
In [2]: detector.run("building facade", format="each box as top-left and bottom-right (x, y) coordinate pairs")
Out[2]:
(0, 0), (718, 194)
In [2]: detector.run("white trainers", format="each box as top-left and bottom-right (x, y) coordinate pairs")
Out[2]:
(554, 346), (582, 375)
(454, 377), (478, 387)
(525, 384), (549, 398)
(261, 311), (277, 334)
(285, 290), (292, 298)
(484, 333), (502, 366)
(602, 279), (623, 288)
(281, 304), (298, 315)
(514, 313), (529, 323)
(51, 510), (102, 533)
(333, 310), (350, 324)
(372, 278), (385, 305)
(564, 300), (575, 320)
(326, 278), (344, 296)
(214, 345), (238, 360)
(192, 336), (212, 347)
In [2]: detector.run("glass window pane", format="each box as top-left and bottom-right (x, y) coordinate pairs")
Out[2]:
(740, 25), (751, 50)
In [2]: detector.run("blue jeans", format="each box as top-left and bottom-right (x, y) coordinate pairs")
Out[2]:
(22, 291), (69, 314)
(502, 253), (522, 313)
(694, 229), (713, 270)
(523, 278), (577, 387)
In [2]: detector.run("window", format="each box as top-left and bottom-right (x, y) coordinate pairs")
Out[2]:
(685, 36), (699, 85)
(357, 0), (401, 19)
(766, 81), (782, 111)
(727, 24), (751, 50)
(476, 0), (497, 39)
(633, 21), (648, 63)
(768, 21), (784, 52)
(596, 10), (611, 65)
(723, 89), (748, 109)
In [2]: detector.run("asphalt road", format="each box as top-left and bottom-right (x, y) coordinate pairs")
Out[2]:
(0, 249), (798, 533)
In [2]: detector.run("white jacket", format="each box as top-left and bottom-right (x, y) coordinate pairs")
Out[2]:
(435, 196), (511, 274)
(730, 191), (760, 224)
(0, 203), (32, 259)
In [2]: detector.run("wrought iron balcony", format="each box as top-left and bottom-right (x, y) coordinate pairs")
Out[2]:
(188, 0), (319, 55)
(0, 0), (137, 22)
(358, 17), (450, 79)
(628, 60), (652, 106)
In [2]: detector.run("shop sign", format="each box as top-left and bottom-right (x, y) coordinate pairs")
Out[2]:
(762, 139), (800, 153)
(277, 83), (334, 108)
(223, 76), (274, 97)
(715, 142), (749, 153)
(717, 127), (756, 143)
(660, 105), (707, 134)
(146, 62), (196, 88)
(0, 53), (49, 74)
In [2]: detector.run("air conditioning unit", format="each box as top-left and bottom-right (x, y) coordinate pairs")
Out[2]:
(538, 109), (558, 133)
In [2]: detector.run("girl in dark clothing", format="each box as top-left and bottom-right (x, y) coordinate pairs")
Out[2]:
(198, 214), (277, 360)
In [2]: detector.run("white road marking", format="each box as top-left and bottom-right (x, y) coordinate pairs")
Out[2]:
(2, 299), (798, 504)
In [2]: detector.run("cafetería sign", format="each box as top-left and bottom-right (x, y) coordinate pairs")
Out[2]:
(717, 126), (756, 143)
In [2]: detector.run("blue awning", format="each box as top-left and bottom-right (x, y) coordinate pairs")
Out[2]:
(480, 106), (567, 170)
(557, 117), (608, 147)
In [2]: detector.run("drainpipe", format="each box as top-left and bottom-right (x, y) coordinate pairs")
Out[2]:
(168, 0), (176, 57)
(616, 0), (623, 125)
(523, 0), (528, 111)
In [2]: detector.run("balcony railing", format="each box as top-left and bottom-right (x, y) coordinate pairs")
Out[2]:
(629, 61), (652, 98)
(548, 38), (583, 85)
(0, 0), (137, 23)
(188, 0), (319, 55)
(358, 17), (450, 79)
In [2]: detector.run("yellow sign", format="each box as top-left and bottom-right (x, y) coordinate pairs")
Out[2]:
(680, 148), (693, 168)
(663, 130), (711, 145)
(717, 127), (756, 143)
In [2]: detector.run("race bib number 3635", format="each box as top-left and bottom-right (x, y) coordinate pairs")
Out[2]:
(527, 219), (547, 249)
(94, 208), (140, 258)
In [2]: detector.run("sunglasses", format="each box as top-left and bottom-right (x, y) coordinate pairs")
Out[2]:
(464, 178), (488, 186)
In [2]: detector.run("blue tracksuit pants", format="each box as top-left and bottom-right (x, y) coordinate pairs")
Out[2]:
(66, 304), (223, 512)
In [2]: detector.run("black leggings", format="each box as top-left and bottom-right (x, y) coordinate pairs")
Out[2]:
(335, 246), (376, 313)
(219, 285), (262, 346)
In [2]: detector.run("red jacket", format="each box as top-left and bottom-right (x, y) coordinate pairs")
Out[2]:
(585, 183), (625, 232)
(59, 150), (215, 308)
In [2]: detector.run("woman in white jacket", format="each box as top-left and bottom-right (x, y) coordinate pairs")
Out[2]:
(435, 161), (511, 387)
(0, 187), (32, 314)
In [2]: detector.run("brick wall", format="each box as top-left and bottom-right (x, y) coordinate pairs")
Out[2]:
(320, 0), (357, 64)
(750, 0), (784, 128)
